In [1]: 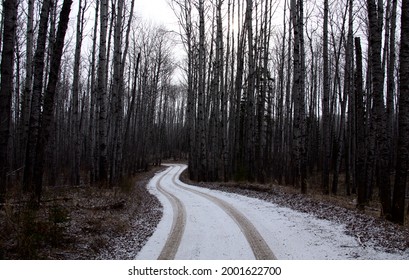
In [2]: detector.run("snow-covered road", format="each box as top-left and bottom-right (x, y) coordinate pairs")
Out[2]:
(136, 164), (406, 260)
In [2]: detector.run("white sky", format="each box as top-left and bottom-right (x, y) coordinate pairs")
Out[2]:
(67, 0), (184, 83)
(134, 0), (185, 82)
(135, 0), (179, 27)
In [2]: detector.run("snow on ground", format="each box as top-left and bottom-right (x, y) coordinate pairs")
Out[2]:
(137, 165), (254, 259)
(137, 164), (409, 260)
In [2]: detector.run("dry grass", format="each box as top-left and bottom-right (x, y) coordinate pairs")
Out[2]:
(0, 166), (164, 259)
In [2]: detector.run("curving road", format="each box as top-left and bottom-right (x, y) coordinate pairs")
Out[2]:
(136, 164), (409, 260)
(137, 164), (276, 260)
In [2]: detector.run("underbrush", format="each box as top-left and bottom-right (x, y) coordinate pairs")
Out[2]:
(0, 166), (163, 259)
(0, 201), (70, 259)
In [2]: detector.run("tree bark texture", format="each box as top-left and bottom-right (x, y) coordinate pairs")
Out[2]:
(0, 0), (18, 201)
(392, 0), (409, 224)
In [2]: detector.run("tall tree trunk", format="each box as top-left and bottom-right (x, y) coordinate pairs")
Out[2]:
(299, 0), (307, 194)
(197, 0), (207, 181)
(291, 0), (307, 193)
(392, 0), (409, 225)
(367, 0), (391, 216)
(23, 0), (52, 192)
(245, 0), (255, 181)
(33, 0), (73, 201)
(20, 0), (34, 169)
(89, 0), (99, 183)
(117, 0), (135, 178)
(111, 0), (124, 184)
(71, 0), (86, 186)
(355, 37), (367, 210)
(331, 2), (350, 195)
(233, 3), (246, 181)
(386, 0), (398, 189)
(346, 0), (355, 196)
(322, 0), (330, 195)
(0, 0), (18, 202)
(97, 0), (109, 183)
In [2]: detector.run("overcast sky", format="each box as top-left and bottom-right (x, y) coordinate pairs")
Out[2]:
(68, 0), (184, 82)
(134, 0), (184, 82)
(135, 0), (179, 27)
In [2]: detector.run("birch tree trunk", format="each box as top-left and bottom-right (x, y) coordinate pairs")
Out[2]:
(386, 0), (398, 187)
(291, 0), (307, 193)
(23, 0), (51, 192)
(110, 0), (124, 184)
(322, 0), (331, 195)
(367, 0), (391, 216)
(245, 0), (255, 181)
(197, 0), (207, 181)
(355, 37), (367, 210)
(20, 0), (34, 167)
(392, 0), (409, 224)
(33, 0), (73, 201)
(97, 0), (109, 183)
(0, 0), (18, 201)
(71, 0), (86, 186)
(88, 0), (99, 183)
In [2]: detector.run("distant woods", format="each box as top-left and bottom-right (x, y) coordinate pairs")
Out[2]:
(171, 0), (408, 224)
(0, 0), (408, 224)
(0, 0), (185, 203)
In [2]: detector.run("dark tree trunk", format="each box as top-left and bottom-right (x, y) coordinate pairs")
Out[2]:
(23, 0), (52, 192)
(20, 0), (34, 170)
(367, 0), (391, 217)
(33, 0), (73, 201)
(97, 0), (109, 183)
(0, 0), (18, 202)
(355, 37), (367, 210)
(71, 0), (85, 186)
(392, 0), (409, 225)
(322, 0), (330, 195)
(386, 0), (398, 197)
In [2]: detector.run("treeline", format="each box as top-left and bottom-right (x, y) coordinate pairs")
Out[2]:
(0, 0), (185, 203)
(171, 0), (409, 224)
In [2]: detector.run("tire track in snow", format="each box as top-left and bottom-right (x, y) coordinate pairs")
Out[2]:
(170, 164), (277, 260)
(156, 166), (186, 260)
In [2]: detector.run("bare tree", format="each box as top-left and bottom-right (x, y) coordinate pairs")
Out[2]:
(392, 0), (409, 224)
(23, 0), (52, 192)
(367, 0), (391, 216)
(71, 0), (87, 186)
(20, 0), (34, 168)
(97, 0), (109, 183)
(0, 0), (18, 202)
(322, 0), (331, 195)
(291, 0), (307, 193)
(355, 37), (366, 210)
(32, 0), (73, 201)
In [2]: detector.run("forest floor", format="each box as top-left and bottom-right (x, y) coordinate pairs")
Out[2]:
(0, 166), (164, 259)
(1, 163), (409, 259)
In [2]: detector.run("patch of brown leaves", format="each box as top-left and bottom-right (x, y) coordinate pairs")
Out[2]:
(0, 167), (164, 259)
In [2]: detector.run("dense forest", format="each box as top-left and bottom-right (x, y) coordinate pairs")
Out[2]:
(0, 0), (408, 225)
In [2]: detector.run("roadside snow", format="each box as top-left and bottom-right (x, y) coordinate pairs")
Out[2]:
(198, 188), (406, 259)
(137, 164), (409, 260)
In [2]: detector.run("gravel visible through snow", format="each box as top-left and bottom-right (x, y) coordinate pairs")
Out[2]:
(136, 164), (409, 260)
(181, 174), (409, 257)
